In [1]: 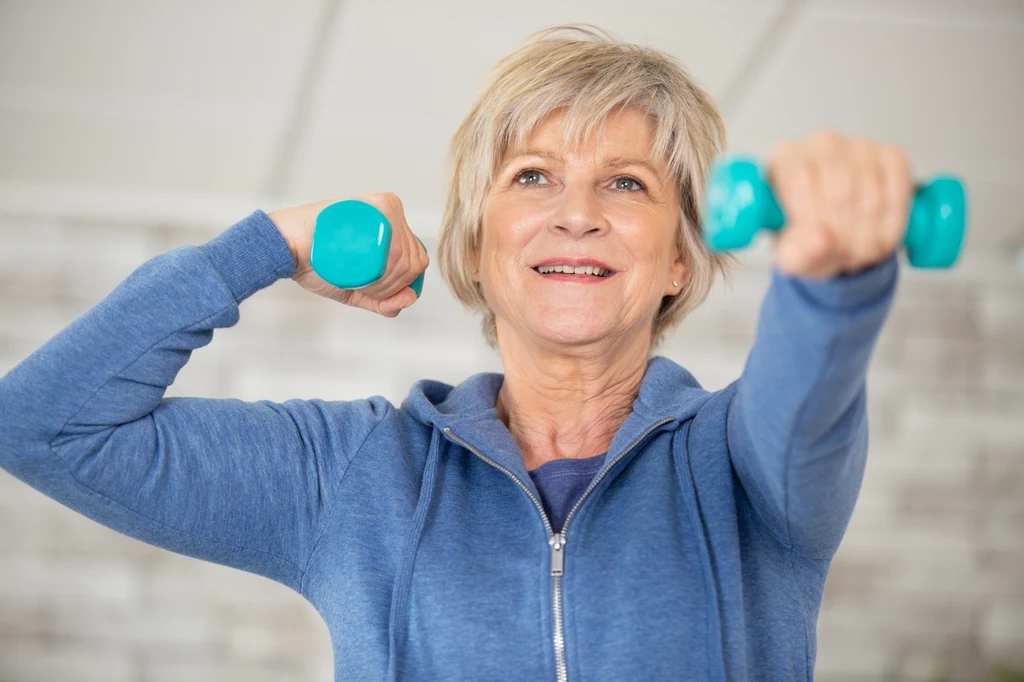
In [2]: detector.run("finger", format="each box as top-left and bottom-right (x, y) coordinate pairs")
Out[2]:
(412, 232), (430, 277)
(368, 227), (429, 301)
(812, 135), (858, 270)
(338, 289), (394, 317)
(354, 227), (411, 301)
(768, 141), (838, 276)
(846, 138), (888, 272)
(362, 241), (416, 302)
(879, 144), (913, 260)
(363, 248), (412, 301)
(382, 211), (416, 292)
(394, 226), (429, 291)
(404, 232), (430, 293)
(767, 140), (819, 225)
(349, 192), (413, 299)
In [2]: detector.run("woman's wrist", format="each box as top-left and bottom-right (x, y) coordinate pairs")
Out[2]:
(201, 210), (298, 302)
(266, 207), (304, 273)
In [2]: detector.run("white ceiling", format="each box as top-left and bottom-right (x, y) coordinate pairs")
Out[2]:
(0, 0), (1021, 251)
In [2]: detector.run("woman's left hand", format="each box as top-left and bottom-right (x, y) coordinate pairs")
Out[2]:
(767, 130), (913, 278)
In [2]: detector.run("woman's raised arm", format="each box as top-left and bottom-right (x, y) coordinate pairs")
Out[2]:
(0, 205), (423, 592)
(724, 132), (910, 560)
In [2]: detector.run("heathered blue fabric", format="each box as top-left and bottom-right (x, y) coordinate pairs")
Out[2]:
(0, 210), (898, 681)
(528, 453), (606, 533)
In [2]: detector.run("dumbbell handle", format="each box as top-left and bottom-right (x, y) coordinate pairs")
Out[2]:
(704, 158), (967, 269)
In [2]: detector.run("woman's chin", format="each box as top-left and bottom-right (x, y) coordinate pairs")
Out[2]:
(527, 316), (614, 348)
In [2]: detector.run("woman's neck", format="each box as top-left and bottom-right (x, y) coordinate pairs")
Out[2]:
(494, 328), (652, 471)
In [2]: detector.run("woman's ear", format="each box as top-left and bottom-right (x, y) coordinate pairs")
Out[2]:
(469, 249), (481, 283)
(664, 246), (689, 296)
(663, 213), (691, 296)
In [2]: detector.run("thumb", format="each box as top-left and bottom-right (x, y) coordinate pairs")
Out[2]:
(376, 287), (418, 318)
(774, 221), (837, 278)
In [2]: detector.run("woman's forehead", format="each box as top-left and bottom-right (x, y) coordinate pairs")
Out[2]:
(500, 108), (667, 170)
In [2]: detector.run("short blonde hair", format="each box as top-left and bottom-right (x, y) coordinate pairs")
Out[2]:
(437, 25), (731, 349)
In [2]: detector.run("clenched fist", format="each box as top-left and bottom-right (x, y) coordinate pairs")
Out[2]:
(268, 192), (429, 317)
(768, 131), (913, 278)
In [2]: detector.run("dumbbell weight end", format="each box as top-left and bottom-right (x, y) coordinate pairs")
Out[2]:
(904, 176), (966, 269)
(310, 200), (425, 296)
(703, 159), (785, 252)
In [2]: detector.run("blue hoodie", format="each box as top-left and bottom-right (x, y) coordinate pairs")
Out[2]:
(0, 210), (896, 681)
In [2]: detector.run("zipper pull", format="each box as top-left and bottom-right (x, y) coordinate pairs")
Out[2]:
(549, 533), (565, 577)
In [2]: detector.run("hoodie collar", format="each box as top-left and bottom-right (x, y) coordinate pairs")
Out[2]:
(400, 356), (713, 480)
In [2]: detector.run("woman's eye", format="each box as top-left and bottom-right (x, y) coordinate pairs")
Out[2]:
(516, 170), (546, 186)
(612, 176), (644, 192)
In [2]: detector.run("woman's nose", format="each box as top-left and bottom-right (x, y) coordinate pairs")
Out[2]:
(550, 184), (609, 238)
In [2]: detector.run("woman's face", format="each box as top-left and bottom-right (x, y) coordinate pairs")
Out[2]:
(475, 107), (687, 350)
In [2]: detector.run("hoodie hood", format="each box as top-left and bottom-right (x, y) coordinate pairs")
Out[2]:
(401, 356), (712, 428)
(399, 356), (719, 483)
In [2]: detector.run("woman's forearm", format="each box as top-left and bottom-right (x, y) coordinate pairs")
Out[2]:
(727, 254), (899, 559)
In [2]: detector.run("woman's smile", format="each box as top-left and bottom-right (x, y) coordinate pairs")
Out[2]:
(532, 258), (617, 282)
(532, 268), (614, 282)
(533, 269), (614, 283)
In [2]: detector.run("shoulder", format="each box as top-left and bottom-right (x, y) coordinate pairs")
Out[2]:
(638, 356), (737, 423)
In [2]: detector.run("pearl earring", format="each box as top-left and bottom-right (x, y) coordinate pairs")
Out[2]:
(673, 280), (679, 287)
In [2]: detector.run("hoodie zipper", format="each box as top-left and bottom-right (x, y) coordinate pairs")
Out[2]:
(443, 416), (674, 682)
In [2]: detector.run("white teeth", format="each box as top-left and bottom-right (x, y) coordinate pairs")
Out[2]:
(535, 264), (610, 276)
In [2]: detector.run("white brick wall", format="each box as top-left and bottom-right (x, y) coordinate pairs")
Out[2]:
(0, 211), (1022, 682)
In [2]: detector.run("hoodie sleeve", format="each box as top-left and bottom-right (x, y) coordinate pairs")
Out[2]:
(726, 254), (898, 559)
(0, 211), (387, 592)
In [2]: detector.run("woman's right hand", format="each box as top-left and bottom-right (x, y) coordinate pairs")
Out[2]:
(268, 192), (429, 317)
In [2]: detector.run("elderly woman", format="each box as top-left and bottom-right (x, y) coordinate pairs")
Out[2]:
(0, 26), (907, 681)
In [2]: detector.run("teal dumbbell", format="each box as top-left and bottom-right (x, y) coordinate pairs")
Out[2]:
(310, 200), (426, 296)
(703, 157), (967, 268)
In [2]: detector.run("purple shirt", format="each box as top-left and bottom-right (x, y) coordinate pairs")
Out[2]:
(528, 453), (606, 533)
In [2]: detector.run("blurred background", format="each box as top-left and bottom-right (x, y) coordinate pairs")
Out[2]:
(0, 0), (1021, 680)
